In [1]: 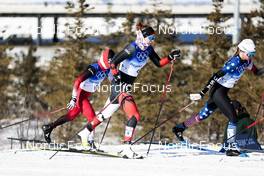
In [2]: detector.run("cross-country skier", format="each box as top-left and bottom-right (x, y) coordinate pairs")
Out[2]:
(42, 48), (115, 150)
(172, 39), (264, 156)
(76, 23), (181, 158)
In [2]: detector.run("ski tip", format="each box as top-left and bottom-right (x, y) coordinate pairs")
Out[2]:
(226, 150), (249, 157)
(239, 153), (249, 157)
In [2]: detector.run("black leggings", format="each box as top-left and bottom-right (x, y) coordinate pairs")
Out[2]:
(198, 83), (238, 123)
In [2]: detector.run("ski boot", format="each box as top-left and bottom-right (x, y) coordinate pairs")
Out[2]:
(42, 124), (53, 143)
(225, 142), (241, 156)
(78, 128), (92, 150)
(226, 149), (241, 156)
(119, 142), (143, 159)
(88, 140), (98, 151)
(172, 123), (186, 142)
(225, 122), (244, 156)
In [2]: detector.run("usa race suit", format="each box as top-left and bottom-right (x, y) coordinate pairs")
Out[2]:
(194, 55), (259, 124)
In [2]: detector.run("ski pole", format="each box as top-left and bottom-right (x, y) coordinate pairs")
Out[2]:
(132, 101), (195, 146)
(33, 107), (67, 117)
(49, 92), (122, 159)
(146, 61), (174, 155)
(224, 116), (264, 144)
(0, 117), (34, 130)
(7, 137), (47, 144)
(98, 117), (112, 150)
(243, 95), (264, 146)
(0, 107), (66, 130)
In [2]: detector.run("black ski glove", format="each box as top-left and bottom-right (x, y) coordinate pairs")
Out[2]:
(168, 49), (181, 61)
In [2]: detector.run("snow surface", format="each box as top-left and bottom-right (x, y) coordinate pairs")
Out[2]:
(0, 118), (120, 150)
(0, 144), (264, 176)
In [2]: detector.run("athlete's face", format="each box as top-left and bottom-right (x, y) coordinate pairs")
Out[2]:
(239, 50), (256, 61)
(144, 34), (155, 45)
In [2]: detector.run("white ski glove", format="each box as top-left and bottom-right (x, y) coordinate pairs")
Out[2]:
(67, 97), (77, 110)
(190, 93), (202, 101)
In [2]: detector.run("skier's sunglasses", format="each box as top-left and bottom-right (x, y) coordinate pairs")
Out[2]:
(147, 34), (156, 41)
(247, 51), (256, 58)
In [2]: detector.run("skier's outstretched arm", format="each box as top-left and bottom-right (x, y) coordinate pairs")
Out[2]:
(190, 69), (226, 101)
(149, 49), (181, 67)
(200, 70), (226, 95)
(190, 57), (247, 101)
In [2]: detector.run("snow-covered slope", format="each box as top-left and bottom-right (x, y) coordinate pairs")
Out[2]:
(0, 144), (264, 176)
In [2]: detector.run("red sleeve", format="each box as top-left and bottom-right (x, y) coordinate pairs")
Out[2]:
(149, 49), (171, 68)
(73, 72), (89, 91)
(71, 65), (96, 97)
(159, 57), (170, 67)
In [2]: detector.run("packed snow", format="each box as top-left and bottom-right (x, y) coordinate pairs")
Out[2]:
(1, 118), (264, 176)
(0, 143), (264, 176)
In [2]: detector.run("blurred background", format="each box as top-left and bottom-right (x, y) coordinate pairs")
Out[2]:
(0, 0), (263, 149)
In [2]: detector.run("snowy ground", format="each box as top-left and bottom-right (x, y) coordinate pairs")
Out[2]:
(0, 144), (264, 176)
(0, 118), (119, 150)
(1, 118), (264, 176)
